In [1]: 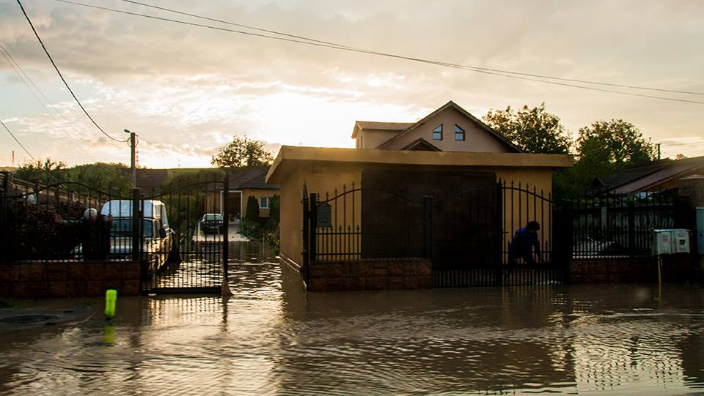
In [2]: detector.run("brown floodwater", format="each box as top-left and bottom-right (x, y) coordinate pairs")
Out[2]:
(1, 259), (703, 395)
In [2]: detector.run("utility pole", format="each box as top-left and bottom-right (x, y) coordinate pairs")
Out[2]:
(125, 129), (136, 188)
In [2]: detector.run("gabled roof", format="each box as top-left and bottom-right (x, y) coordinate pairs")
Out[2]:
(227, 167), (280, 190)
(614, 157), (704, 194)
(376, 101), (522, 152)
(351, 121), (415, 138)
(590, 156), (704, 195)
(135, 169), (168, 188)
(400, 138), (442, 151)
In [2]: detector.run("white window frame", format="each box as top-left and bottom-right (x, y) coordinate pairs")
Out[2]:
(259, 196), (270, 210)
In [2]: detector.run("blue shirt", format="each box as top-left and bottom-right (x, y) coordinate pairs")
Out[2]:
(509, 227), (539, 254)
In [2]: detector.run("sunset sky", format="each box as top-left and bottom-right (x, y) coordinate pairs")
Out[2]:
(1, 0), (703, 168)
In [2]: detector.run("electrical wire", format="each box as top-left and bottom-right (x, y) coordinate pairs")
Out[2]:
(660, 141), (704, 147)
(0, 44), (99, 163)
(1, 119), (36, 162)
(0, 118), (61, 182)
(117, 0), (704, 98)
(51, 0), (704, 105)
(16, 0), (128, 143)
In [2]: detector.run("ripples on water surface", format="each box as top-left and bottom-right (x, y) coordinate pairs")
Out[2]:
(1, 259), (703, 395)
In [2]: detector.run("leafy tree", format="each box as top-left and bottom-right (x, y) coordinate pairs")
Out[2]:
(555, 119), (657, 199)
(211, 136), (274, 169)
(483, 103), (572, 154)
(245, 195), (260, 222)
(67, 163), (131, 196)
(576, 119), (656, 166)
(269, 194), (280, 225)
(14, 158), (67, 183)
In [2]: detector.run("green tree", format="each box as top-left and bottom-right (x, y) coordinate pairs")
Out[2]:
(483, 103), (572, 154)
(67, 163), (131, 196)
(576, 119), (656, 166)
(14, 158), (67, 183)
(211, 136), (274, 169)
(555, 119), (657, 199)
(269, 194), (280, 224)
(245, 195), (260, 222)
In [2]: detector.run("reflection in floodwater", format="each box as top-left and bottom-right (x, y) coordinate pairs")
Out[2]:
(0, 258), (703, 395)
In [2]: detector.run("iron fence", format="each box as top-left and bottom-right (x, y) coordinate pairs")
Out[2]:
(571, 190), (675, 258)
(0, 180), (131, 262)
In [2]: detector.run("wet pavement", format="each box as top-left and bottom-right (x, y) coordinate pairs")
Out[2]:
(1, 259), (703, 395)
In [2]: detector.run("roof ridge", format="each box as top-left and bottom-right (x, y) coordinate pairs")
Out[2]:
(376, 101), (521, 152)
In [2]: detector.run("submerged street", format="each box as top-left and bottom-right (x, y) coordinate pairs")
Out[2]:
(1, 256), (703, 395)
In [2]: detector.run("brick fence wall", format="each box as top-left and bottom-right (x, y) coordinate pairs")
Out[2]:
(0, 260), (140, 298)
(308, 258), (432, 291)
(569, 255), (698, 284)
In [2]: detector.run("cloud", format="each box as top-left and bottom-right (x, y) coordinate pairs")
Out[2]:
(1, 0), (703, 167)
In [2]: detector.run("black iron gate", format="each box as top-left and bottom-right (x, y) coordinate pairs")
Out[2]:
(138, 176), (230, 294)
(302, 175), (569, 288)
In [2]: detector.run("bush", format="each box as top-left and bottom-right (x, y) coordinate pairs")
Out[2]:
(245, 196), (260, 222)
(269, 194), (280, 224)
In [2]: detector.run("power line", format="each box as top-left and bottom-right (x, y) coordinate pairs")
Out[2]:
(661, 141), (704, 147)
(0, 43), (99, 162)
(139, 135), (182, 162)
(117, 0), (704, 98)
(1, 119), (36, 162)
(16, 0), (128, 143)
(1, 119), (61, 182)
(52, 0), (704, 105)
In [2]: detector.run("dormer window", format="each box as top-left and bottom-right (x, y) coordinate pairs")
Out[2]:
(454, 124), (465, 141)
(432, 125), (443, 140)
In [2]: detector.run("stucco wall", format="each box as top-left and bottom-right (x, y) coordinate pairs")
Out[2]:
(384, 107), (511, 152)
(279, 160), (557, 266)
(359, 130), (401, 149)
(206, 189), (278, 219)
(243, 189), (278, 218)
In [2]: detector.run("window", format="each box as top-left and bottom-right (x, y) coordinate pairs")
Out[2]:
(454, 124), (465, 141)
(259, 196), (270, 209)
(432, 124), (443, 140)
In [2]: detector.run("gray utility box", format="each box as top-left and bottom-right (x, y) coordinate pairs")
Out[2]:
(697, 208), (704, 255)
(652, 229), (690, 256)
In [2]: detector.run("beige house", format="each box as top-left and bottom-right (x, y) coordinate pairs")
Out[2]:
(206, 167), (279, 221)
(267, 101), (572, 291)
(353, 101), (520, 153)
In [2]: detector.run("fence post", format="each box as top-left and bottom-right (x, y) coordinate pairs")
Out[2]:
(494, 182), (503, 286)
(422, 195), (433, 260)
(628, 201), (636, 257)
(310, 193), (318, 263)
(222, 173), (230, 283)
(302, 191), (310, 287)
(132, 188), (141, 262)
(561, 200), (574, 283)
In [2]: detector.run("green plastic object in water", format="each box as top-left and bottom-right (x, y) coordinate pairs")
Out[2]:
(105, 289), (117, 319)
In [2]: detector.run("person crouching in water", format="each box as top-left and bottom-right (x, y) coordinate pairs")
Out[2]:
(56, 208), (113, 260)
(508, 221), (541, 268)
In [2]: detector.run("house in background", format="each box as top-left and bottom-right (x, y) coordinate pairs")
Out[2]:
(267, 100), (572, 291)
(207, 167), (280, 221)
(590, 155), (704, 196)
(352, 101), (520, 153)
(135, 169), (169, 196)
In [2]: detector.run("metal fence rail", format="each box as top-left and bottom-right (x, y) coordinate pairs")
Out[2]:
(1, 181), (131, 262)
(571, 191), (675, 258)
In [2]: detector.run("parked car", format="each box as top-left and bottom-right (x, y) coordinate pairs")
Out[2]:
(200, 213), (225, 234)
(72, 200), (179, 270)
(572, 236), (626, 258)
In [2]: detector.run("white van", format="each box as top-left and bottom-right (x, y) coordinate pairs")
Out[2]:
(101, 200), (177, 270)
